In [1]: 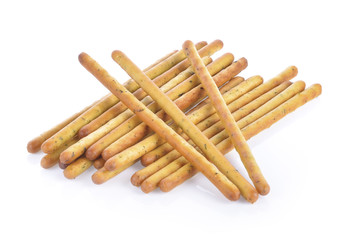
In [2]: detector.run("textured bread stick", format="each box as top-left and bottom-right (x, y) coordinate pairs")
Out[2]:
(80, 52), (240, 201)
(93, 158), (106, 170)
(183, 40), (268, 195)
(111, 50), (258, 202)
(160, 83), (322, 192)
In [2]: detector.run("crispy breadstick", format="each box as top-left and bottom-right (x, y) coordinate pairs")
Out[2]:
(111, 50), (258, 202)
(40, 41), (207, 154)
(27, 99), (99, 153)
(40, 138), (78, 169)
(58, 161), (69, 169)
(142, 50), (178, 71)
(141, 65), (297, 165)
(134, 81), (294, 187)
(82, 52), (241, 201)
(84, 55), (216, 160)
(184, 40), (268, 195)
(60, 43), (225, 164)
(63, 157), (93, 179)
(101, 58), (247, 160)
(160, 83), (322, 192)
(78, 42), (210, 138)
(99, 77), (260, 185)
(93, 158), (106, 170)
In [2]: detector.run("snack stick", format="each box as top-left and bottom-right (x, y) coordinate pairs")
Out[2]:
(160, 83), (322, 192)
(141, 75), (263, 165)
(93, 158), (106, 170)
(27, 99), (99, 153)
(103, 76), (245, 161)
(90, 55), (239, 161)
(184, 40), (269, 195)
(101, 59), (247, 161)
(111, 50), (258, 202)
(58, 161), (70, 169)
(132, 81), (292, 186)
(40, 138), (79, 169)
(83, 55), (216, 160)
(81, 52), (240, 201)
(78, 41), (211, 138)
(63, 157), (93, 179)
(141, 158), (187, 193)
(39, 42), (204, 154)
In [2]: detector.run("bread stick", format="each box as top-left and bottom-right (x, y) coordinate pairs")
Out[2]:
(40, 42), (202, 154)
(81, 52), (240, 201)
(78, 43), (207, 138)
(110, 50), (258, 202)
(63, 157), (93, 179)
(60, 43), (225, 164)
(133, 81), (293, 187)
(160, 83), (322, 192)
(184, 40), (269, 195)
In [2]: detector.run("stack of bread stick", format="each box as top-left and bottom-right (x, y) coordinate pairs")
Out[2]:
(27, 40), (322, 202)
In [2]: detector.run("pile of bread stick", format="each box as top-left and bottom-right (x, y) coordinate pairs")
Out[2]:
(27, 40), (322, 202)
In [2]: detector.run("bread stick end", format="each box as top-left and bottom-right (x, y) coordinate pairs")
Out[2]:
(27, 140), (41, 153)
(130, 173), (142, 187)
(141, 180), (155, 193)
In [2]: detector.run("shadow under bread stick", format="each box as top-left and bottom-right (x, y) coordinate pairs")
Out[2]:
(40, 138), (78, 169)
(27, 98), (100, 153)
(84, 55), (214, 160)
(101, 58), (247, 161)
(78, 43), (208, 138)
(184, 40), (269, 195)
(111, 50), (259, 202)
(40, 42), (207, 154)
(134, 81), (293, 187)
(63, 157), (93, 179)
(81, 52), (240, 201)
(160, 83), (322, 192)
(141, 75), (264, 166)
(61, 43), (225, 164)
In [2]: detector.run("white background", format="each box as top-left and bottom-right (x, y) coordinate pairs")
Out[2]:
(1, 0), (355, 239)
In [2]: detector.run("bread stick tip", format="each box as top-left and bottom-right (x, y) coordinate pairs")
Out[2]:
(63, 170), (75, 180)
(27, 140), (40, 153)
(141, 181), (155, 193)
(104, 160), (116, 171)
(91, 171), (103, 184)
(130, 173), (141, 187)
(59, 151), (72, 164)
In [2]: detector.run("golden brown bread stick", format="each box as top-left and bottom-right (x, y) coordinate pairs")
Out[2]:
(142, 50), (178, 71)
(133, 81), (294, 187)
(40, 42), (207, 154)
(160, 83), (322, 192)
(27, 99), (99, 153)
(60, 43), (224, 164)
(81, 52), (240, 201)
(111, 50), (258, 202)
(63, 157), (93, 179)
(101, 58), (247, 161)
(78, 44), (207, 138)
(183, 40), (268, 195)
